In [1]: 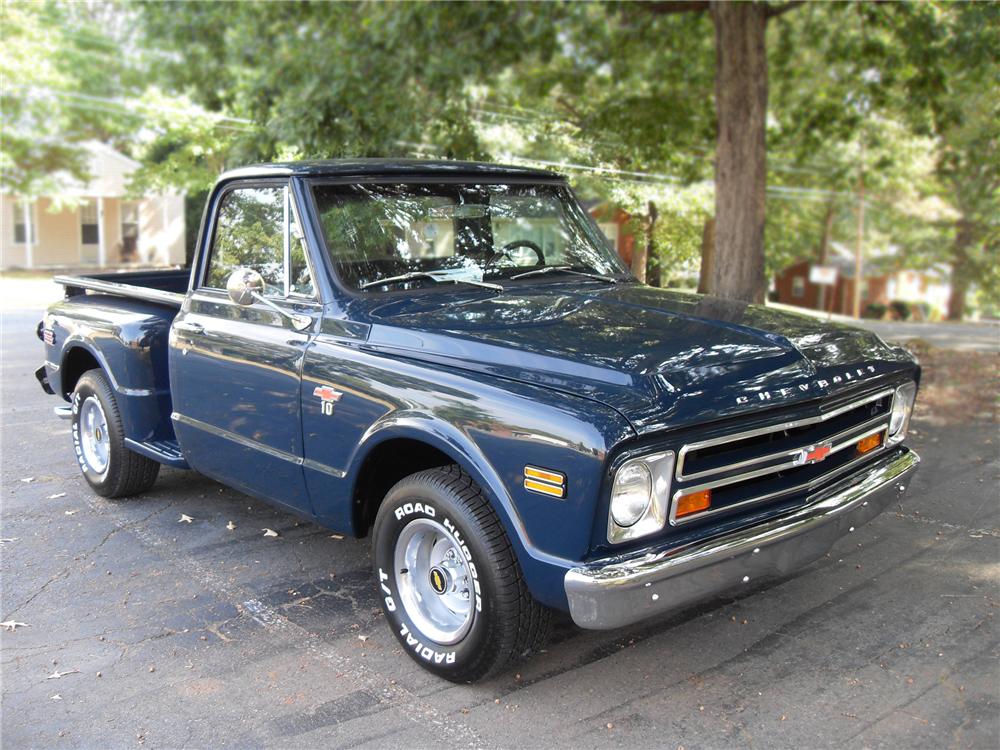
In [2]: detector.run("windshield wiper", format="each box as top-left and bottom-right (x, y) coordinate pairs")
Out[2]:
(359, 271), (503, 292)
(509, 266), (619, 284)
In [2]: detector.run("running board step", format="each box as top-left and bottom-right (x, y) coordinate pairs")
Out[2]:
(124, 438), (189, 469)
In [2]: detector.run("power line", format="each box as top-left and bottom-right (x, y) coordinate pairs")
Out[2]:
(11, 86), (253, 128)
(476, 100), (844, 177)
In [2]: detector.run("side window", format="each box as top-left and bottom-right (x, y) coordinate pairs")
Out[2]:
(207, 186), (285, 295)
(288, 203), (314, 297)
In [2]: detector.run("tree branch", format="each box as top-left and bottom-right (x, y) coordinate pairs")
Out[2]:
(641, 2), (710, 15)
(765, 1), (805, 20)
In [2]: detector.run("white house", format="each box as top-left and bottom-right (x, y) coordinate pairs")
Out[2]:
(2, 142), (185, 269)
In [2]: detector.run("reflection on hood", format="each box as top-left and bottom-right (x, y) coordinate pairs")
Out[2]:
(364, 284), (916, 434)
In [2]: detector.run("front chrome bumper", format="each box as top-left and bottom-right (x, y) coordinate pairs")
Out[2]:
(565, 447), (919, 630)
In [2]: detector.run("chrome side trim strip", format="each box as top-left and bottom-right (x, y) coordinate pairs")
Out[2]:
(675, 388), (894, 481)
(171, 411), (301, 464)
(170, 411), (347, 478)
(55, 275), (185, 308)
(303, 458), (346, 479)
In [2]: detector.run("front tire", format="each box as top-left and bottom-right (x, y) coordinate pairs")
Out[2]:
(372, 466), (550, 682)
(71, 369), (159, 498)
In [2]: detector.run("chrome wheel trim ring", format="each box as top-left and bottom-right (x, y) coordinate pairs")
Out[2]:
(79, 396), (110, 477)
(393, 517), (474, 645)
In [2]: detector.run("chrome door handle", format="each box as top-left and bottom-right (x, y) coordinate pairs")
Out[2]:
(174, 321), (205, 334)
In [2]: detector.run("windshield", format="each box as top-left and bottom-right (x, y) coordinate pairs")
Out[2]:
(311, 182), (629, 292)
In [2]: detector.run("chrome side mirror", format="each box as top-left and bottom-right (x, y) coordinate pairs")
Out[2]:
(225, 268), (312, 332)
(226, 268), (264, 306)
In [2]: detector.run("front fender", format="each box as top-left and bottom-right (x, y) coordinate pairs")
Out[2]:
(342, 415), (585, 609)
(301, 339), (635, 609)
(363, 414), (573, 551)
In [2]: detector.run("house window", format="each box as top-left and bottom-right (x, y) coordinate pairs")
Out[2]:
(598, 222), (619, 250)
(80, 200), (99, 245)
(14, 200), (35, 244)
(792, 275), (806, 298)
(121, 202), (139, 260)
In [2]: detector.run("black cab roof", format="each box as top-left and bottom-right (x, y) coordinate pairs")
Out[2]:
(219, 158), (563, 182)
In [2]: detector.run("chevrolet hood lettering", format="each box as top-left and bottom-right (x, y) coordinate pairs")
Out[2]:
(735, 365), (878, 405)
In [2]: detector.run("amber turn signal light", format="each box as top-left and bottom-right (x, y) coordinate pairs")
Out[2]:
(675, 489), (711, 519)
(856, 432), (883, 455)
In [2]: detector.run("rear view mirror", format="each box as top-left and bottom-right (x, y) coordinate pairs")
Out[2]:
(226, 268), (265, 306)
(225, 267), (312, 332)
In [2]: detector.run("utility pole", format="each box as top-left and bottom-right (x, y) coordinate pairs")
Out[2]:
(853, 139), (865, 319)
(852, 2), (866, 320)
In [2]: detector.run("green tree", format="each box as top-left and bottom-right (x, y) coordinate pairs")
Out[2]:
(1, 0), (141, 194)
(133, 1), (560, 177)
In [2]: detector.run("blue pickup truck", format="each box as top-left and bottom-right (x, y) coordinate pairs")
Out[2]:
(36, 160), (920, 681)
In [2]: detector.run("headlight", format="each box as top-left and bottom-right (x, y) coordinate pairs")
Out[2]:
(610, 462), (652, 527)
(888, 381), (917, 445)
(608, 451), (674, 543)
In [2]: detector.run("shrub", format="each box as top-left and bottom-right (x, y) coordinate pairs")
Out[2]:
(863, 302), (888, 319)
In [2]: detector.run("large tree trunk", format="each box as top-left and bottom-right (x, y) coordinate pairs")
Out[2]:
(709, 1), (768, 304)
(947, 220), (974, 321)
(697, 216), (716, 294)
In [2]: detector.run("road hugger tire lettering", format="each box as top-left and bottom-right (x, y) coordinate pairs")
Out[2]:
(372, 465), (550, 682)
(70, 369), (160, 498)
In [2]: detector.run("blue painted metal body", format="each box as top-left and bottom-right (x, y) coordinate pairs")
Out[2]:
(39, 160), (920, 611)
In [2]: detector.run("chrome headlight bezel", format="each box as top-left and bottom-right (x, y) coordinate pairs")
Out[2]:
(887, 381), (917, 445)
(607, 451), (675, 544)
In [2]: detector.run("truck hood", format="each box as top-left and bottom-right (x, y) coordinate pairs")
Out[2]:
(361, 284), (917, 435)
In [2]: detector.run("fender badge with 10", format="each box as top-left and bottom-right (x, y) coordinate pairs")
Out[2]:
(314, 385), (343, 416)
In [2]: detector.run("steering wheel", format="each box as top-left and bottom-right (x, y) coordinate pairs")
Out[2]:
(484, 240), (546, 272)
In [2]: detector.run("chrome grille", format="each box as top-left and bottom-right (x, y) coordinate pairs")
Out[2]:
(670, 388), (894, 525)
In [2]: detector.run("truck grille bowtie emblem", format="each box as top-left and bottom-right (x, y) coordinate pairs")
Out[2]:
(313, 385), (343, 416)
(798, 443), (832, 465)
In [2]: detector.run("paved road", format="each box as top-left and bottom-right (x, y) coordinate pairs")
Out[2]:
(2, 308), (998, 749)
(768, 302), (1000, 354)
(854, 320), (999, 354)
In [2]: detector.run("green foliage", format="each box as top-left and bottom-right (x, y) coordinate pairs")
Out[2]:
(133, 0), (561, 183)
(6, 0), (995, 316)
(1, 0), (142, 194)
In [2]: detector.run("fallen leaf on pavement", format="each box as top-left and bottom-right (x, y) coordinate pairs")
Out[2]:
(1, 620), (30, 632)
(46, 669), (80, 680)
(262, 528), (279, 537)
(226, 521), (236, 531)
(178, 514), (194, 524)
(48, 493), (67, 499)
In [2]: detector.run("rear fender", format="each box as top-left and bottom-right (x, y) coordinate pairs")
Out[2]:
(47, 297), (176, 444)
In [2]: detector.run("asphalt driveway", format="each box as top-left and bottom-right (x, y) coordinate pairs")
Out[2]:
(2, 306), (998, 749)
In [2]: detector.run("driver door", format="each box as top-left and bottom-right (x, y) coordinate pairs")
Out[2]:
(169, 182), (319, 514)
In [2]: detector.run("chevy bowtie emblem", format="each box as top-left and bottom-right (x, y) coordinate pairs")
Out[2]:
(313, 385), (343, 416)
(800, 443), (832, 464)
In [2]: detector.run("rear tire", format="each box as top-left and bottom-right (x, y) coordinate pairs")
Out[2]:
(71, 369), (160, 498)
(372, 465), (550, 682)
